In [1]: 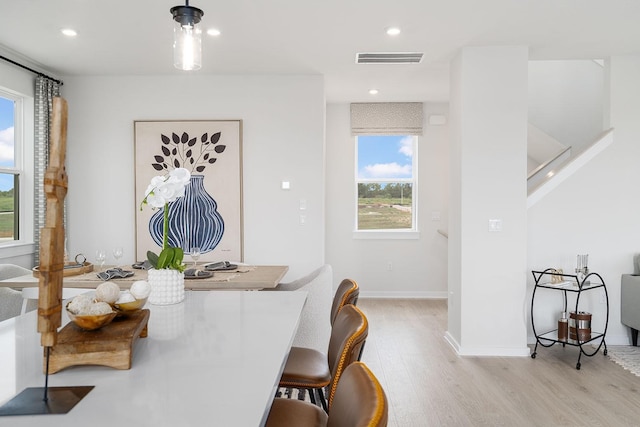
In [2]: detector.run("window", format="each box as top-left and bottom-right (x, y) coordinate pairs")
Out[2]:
(355, 135), (417, 232)
(0, 88), (32, 247)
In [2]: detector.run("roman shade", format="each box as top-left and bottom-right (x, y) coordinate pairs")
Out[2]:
(350, 102), (423, 135)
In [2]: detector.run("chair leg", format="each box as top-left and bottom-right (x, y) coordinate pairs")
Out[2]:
(317, 387), (328, 412)
(307, 388), (316, 404)
(357, 341), (367, 361)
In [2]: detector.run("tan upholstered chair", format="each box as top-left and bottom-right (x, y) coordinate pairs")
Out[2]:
(279, 304), (368, 411)
(330, 279), (359, 326)
(266, 362), (388, 427)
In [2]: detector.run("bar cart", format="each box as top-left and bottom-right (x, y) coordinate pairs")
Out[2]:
(530, 268), (609, 370)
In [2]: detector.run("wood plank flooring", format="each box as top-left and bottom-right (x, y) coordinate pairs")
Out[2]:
(357, 298), (640, 427)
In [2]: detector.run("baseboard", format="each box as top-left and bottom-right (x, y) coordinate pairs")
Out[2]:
(445, 331), (530, 356)
(456, 346), (531, 357)
(444, 331), (460, 353)
(359, 291), (448, 299)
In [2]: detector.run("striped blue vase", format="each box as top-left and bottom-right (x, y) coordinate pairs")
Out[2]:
(149, 175), (225, 254)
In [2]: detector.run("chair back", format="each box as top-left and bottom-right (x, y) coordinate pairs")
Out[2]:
(326, 304), (368, 408)
(0, 264), (31, 281)
(327, 362), (388, 427)
(0, 264), (32, 321)
(0, 288), (23, 322)
(274, 264), (333, 352)
(330, 278), (359, 326)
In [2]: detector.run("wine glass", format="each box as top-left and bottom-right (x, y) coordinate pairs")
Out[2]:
(113, 246), (123, 266)
(96, 249), (106, 271)
(190, 247), (201, 268)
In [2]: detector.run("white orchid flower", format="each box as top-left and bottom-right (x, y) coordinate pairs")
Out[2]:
(140, 168), (191, 210)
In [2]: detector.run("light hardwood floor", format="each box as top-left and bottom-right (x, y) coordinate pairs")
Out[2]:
(357, 298), (640, 427)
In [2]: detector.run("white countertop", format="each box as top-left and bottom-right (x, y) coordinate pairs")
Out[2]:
(0, 290), (307, 426)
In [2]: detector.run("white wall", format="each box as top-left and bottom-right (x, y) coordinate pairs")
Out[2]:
(448, 47), (529, 356)
(528, 60), (604, 152)
(61, 74), (325, 281)
(325, 103), (449, 297)
(527, 55), (640, 345)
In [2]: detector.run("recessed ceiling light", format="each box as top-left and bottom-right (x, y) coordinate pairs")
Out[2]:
(207, 28), (221, 36)
(369, 89), (379, 95)
(61, 28), (77, 37)
(386, 27), (401, 36)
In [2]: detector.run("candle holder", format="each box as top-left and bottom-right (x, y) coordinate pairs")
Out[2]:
(575, 254), (589, 282)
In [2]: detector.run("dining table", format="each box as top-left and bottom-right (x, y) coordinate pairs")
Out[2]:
(0, 265), (289, 291)
(0, 290), (307, 426)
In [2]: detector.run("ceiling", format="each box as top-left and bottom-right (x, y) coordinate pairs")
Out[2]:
(1, 0), (640, 103)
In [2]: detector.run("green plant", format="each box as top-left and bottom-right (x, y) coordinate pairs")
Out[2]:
(146, 247), (185, 271)
(140, 167), (191, 272)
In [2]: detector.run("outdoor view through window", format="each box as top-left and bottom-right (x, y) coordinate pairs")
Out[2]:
(0, 95), (17, 241)
(356, 135), (416, 230)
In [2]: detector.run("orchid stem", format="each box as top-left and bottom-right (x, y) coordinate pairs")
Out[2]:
(163, 203), (169, 250)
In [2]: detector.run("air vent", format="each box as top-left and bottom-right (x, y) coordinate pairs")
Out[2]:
(356, 52), (424, 64)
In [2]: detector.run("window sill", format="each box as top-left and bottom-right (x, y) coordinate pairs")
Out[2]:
(352, 230), (420, 240)
(0, 242), (36, 259)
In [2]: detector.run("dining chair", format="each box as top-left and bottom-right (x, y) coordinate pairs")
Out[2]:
(279, 303), (368, 412)
(0, 263), (31, 281)
(0, 287), (23, 322)
(266, 361), (388, 427)
(272, 264), (333, 353)
(330, 278), (359, 326)
(0, 263), (32, 321)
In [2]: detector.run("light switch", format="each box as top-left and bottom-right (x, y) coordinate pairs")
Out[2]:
(281, 181), (290, 190)
(431, 211), (441, 221)
(488, 219), (503, 232)
(299, 199), (307, 210)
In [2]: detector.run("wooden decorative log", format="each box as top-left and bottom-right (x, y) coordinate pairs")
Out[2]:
(37, 97), (68, 348)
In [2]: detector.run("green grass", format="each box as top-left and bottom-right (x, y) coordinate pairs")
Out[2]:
(0, 196), (14, 212)
(0, 195), (15, 238)
(358, 199), (412, 230)
(358, 197), (411, 206)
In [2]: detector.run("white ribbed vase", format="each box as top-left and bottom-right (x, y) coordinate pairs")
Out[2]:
(147, 269), (185, 305)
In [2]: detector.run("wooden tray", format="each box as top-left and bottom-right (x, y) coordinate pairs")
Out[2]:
(32, 261), (94, 278)
(46, 309), (150, 374)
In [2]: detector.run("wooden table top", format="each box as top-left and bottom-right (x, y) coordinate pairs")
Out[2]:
(0, 265), (288, 291)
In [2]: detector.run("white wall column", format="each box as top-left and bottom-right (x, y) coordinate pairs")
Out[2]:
(447, 46), (529, 356)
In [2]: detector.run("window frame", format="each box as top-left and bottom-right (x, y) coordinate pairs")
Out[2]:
(353, 135), (419, 239)
(0, 86), (35, 254)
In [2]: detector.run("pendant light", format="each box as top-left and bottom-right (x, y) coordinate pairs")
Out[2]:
(170, 1), (204, 71)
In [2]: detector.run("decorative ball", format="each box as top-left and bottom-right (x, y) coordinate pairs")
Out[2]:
(67, 294), (94, 314)
(87, 301), (114, 315)
(95, 281), (121, 304)
(116, 291), (136, 304)
(130, 280), (151, 300)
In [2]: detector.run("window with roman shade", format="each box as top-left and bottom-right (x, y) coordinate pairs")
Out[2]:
(350, 103), (423, 237)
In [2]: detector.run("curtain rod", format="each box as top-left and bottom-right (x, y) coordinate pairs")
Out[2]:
(0, 55), (64, 86)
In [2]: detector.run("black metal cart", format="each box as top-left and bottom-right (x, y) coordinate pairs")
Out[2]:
(531, 268), (609, 370)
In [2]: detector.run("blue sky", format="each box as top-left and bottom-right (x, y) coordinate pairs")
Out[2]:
(357, 135), (413, 179)
(0, 96), (15, 191)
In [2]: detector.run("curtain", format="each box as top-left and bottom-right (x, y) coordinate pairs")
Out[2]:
(350, 102), (423, 135)
(34, 76), (62, 264)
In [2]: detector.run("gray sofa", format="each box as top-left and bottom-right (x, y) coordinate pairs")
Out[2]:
(621, 254), (640, 346)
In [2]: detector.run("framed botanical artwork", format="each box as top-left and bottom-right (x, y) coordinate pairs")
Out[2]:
(134, 120), (243, 264)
